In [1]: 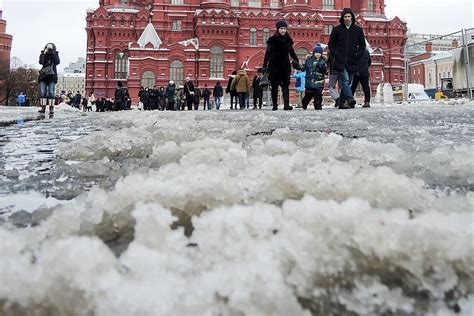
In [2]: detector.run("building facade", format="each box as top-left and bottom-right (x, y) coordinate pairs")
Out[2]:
(55, 73), (86, 96)
(0, 9), (12, 66)
(64, 57), (87, 74)
(85, 0), (407, 101)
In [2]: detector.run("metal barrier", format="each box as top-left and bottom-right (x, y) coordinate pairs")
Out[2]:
(401, 28), (473, 101)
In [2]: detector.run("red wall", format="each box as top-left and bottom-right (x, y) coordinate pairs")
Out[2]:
(86, 0), (407, 102)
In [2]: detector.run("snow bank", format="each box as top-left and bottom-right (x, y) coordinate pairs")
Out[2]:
(1, 105), (473, 315)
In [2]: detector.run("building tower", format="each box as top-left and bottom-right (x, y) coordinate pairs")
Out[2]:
(0, 9), (12, 66)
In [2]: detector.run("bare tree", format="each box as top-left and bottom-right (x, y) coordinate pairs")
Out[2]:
(0, 58), (40, 106)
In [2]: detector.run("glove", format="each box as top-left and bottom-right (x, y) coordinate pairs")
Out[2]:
(292, 60), (300, 70)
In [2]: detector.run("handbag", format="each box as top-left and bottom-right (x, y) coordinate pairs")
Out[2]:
(259, 71), (269, 88)
(40, 59), (55, 78)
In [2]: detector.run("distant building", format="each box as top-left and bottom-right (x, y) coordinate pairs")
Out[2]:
(407, 33), (461, 56)
(55, 73), (86, 96)
(64, 57), (86, 74)
(85, 0), (407, 101)
(0, 9), (12, 65)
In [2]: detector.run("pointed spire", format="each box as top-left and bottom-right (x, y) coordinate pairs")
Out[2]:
(137, 22), (162, 49)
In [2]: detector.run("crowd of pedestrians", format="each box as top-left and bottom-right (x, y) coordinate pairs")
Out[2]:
(31, 7), (371, 114)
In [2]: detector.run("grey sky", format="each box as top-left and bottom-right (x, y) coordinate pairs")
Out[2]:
(2, 0), (473, 70)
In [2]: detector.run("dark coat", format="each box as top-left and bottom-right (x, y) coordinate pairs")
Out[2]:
(226, 76), (237, 96)
(252, 75), (263, 97)
(328, 9), (366, 73)
(357, 49), (372, 77)
(301, 57), (327, 90)
(184, 81), (196, 101)
(263, 33), (299, 85)
(166, 84), (176, 100)
(213, 84), (223, 98)
(202, 88), (211, 99)
(38, 51), (60, 83)
(114, 87), (125, 103)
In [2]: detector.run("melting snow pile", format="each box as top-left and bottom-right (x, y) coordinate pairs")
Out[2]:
(1, 105), (473, 315)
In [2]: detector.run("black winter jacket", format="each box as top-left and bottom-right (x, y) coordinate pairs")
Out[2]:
(357, 49), (372, 77)
(39, 51), (60, 83)
(263, 33), (299, 85)
(328, 9), (366, 73)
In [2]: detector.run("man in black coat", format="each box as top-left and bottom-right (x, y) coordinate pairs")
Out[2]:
(328, 8), (366, 109)
(252, 68), (264, 109)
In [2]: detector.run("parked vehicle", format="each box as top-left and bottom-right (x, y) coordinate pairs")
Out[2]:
(441, 44), (474, 98)
(407, 84), (431, 102)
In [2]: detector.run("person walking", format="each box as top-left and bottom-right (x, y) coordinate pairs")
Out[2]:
(226, 70), (238, 110)
(252, 68), (264, 109)
(165, 80), (176, 111)
(262, 20), (299, 111)
(17, 92), (26, 107)
(213, 81), (223, 110)
(230, 68), (252, 110)
(351, 47), (372, 108)
(328, 8), (366, 109)
(87, 91), (95, 112)
(292, 69), (306, 108)
(299, 44), (327, 110)
(114, 81), (126, 111)
(38, 43), (60, 114)
(184, 77), (197, 111)
(202, 84), (211, 110)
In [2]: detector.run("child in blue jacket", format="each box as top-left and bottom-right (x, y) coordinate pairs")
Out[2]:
(300, 44), (327, 110)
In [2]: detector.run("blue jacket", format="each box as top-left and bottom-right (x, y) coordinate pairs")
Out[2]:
(292, 71), (306, 92)
(301, 57), (327, 90)
(17, 94), (26, 104)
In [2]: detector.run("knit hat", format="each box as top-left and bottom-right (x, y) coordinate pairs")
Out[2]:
(312, 44), (323, 54)
(276, 20), (288, 30)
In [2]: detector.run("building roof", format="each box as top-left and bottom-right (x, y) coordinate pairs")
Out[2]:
(137, 22), (162, 49)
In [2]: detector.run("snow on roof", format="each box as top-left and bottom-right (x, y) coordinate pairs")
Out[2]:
(137, 22), (162, 49)
(107, 7), (140, 13)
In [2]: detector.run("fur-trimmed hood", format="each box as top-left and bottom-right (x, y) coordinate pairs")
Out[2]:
(339, 8), (356, 25)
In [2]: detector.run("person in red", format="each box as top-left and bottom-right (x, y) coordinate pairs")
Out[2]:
(262, 20), (299, 111)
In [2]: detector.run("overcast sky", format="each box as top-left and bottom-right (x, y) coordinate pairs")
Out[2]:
(1, 0), (473, 70)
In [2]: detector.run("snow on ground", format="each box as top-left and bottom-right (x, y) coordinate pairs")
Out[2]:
(0, 101), (473, 315)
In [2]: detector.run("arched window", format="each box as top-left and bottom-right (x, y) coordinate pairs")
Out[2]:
(231, 0), (239, 6)
(249, 28), (257, 46)
(170, 60), (184, 85)
(263, 27), (270, 44)
(114, 51), (128, 79)
(296, 48), (309, 64)
(210, 46), (224, 78)
(141, 71), (156, 88)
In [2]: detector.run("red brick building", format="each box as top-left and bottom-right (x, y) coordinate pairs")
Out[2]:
(85, 0), (407, 101)
(408, 42), (433, 85)
(0, 9), (12, 66)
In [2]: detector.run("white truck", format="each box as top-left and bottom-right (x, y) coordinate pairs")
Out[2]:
(441, 43), (474, 98)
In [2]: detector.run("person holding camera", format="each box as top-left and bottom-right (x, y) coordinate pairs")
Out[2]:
(38, 43), (60, 114)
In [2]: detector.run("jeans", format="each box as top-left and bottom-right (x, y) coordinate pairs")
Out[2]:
(328, 72), (341, 100)
(39, 81), (56, 99)
(215, 97), (221, 109)
(237, 92), (246, 109)
(295, 90), (304, 107)
(339, 68), (354, 103)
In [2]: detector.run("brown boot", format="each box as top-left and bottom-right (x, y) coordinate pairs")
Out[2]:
(362, 101), (370, 108)
(38, 98), (47, 113)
